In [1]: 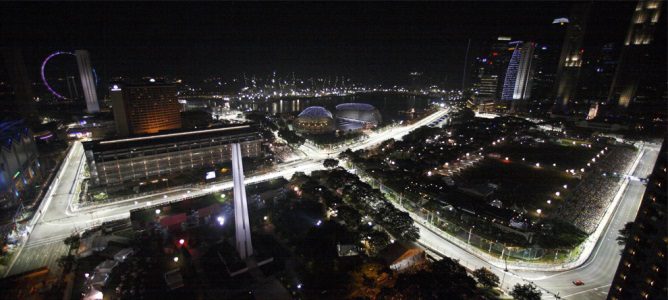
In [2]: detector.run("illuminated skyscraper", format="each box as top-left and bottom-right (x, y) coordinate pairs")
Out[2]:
(473, 74), (498, 103)
(607, 0), (663, 108)
(74, 50), (100, 113)
(471, 36), (513, 103)
(552, 2), (591, 113)
(501, 41), (535, 102)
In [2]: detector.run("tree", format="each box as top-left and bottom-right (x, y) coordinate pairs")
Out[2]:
(337, 205), (362, 230)
(57, 255), (76, 273)
(386, 211), (420, 241)
(278, 128), (305, 146)
(63, 234), (80, 248)
(382, 257), (481, 299)
(323, 158), (339, 169)
(366, 230), (390, 256)
(510, 283), (542, 300)
(617, 222), (636, 247)
(472, 267), (499, 288)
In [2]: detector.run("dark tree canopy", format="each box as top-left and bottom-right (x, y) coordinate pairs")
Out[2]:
(473, 267), (500, 288)
(510, 283), (542, 300)
(378, 257), (481, 299)
(324, 158), (339, 168)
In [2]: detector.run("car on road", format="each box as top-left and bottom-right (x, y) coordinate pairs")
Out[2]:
(572, 280), (585, 286)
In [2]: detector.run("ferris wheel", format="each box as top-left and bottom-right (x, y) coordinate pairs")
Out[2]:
(40, 50), (99, 100)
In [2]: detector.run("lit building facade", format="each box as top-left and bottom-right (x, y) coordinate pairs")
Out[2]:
(294, 106), (335, 134)
(607, 0), (663, 109)
(471, 36), (514, 103)
(608, 140), (666, 300)
(83, 125), (262, 186)
(473, 74), (498, 103)
(0, 120), (41, 207)
(335, 103), (382, 132)
(113, 82), (182, 136)
(501, 41), (535, 101)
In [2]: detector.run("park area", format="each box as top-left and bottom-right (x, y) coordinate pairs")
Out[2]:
(453, 157), (579, 219)
(489, 141), (601, 171)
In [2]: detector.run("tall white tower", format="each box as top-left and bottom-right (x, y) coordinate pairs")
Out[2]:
(232, 143), (253, 259)
(74, 50), (100, 113)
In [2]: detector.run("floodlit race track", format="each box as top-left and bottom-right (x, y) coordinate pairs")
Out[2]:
(5, 107), (660, 300)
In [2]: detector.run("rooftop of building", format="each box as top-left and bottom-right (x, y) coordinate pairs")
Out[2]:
(335, 103), (378, 111)
(83, 124), (260, 152)
(297, 106), (333, 119)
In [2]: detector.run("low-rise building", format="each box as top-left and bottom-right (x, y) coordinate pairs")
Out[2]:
(83, 125), (262, 186)
(379, 243), (426, 272)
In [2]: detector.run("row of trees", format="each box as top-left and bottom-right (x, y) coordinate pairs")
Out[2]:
(324, 169), (420, 242)
(278, 128), (305, 146)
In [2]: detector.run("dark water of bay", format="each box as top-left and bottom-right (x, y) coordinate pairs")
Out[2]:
(230, 92), (437, 124)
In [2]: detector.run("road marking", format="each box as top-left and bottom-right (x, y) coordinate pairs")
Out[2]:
(562, 284), (611, 298)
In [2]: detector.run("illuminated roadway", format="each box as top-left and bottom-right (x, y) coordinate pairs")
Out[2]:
(6, 106), (658, 300)
(416, 144), (660, 299)
(5, 108), (449, 276)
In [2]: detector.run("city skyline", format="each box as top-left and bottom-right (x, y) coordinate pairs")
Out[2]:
(1, 2), (661, 85)
(0, 2), (665, 300)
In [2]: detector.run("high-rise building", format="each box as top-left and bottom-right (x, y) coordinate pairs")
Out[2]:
(112, 82), (182, 136)
(579, 43), (619, 103)
(552, 2), (591, 113)
(471, 36), (514, 103)
(473, 74), (498, 103)
(608, 141), (666, 300)
(501, 41), (535, 102)
(109, 84), (129, 137)
(0, 47), (36, 120)
(74, 50), (100, 113)
(607, 0), (663, 109)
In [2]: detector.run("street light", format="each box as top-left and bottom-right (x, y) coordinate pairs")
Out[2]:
(155, 209), (161, 215)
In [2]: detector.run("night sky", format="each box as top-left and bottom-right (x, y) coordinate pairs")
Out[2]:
(1, 1), (657, 86)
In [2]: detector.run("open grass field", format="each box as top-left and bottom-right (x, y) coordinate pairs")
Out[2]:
(454, 158), (578, 217)
(489, 142), (601, 171)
